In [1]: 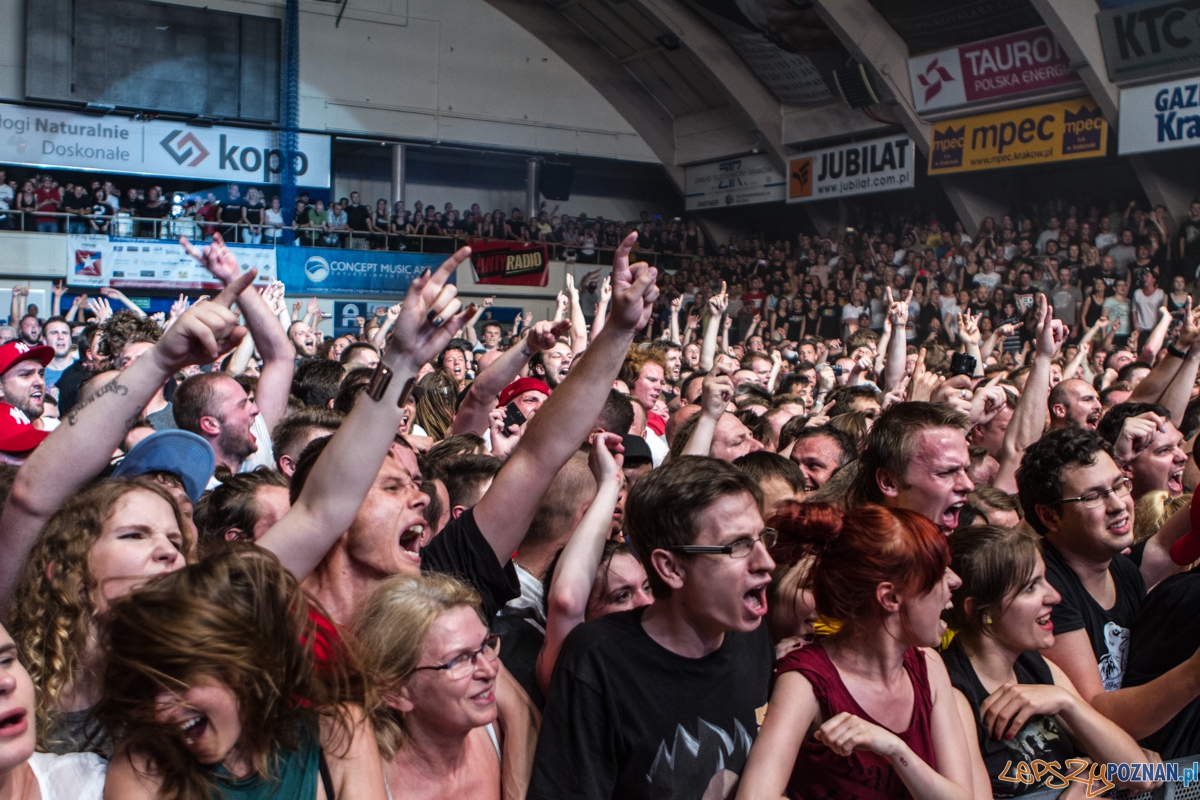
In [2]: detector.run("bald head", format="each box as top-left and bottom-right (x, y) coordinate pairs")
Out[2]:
(1048, 378), (1102, 431)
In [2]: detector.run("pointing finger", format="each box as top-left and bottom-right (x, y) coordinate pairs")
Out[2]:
(213, 269), (256, 308)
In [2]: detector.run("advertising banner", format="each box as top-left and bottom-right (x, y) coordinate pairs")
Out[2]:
(468, 239), (550, 287)
(276, 247), (445, 298)
(1118, 75), (1200, 153)
(1098, 0), (1200, 84)
(685, 155), (786, 211)
(786, 135), (914, 204)
(0, 102), (331, 186)
(333, 301), (395, 339)
(66, 235), (275, 290)
(927, 98), (1108, 175)
(907, 27), (1081, 114)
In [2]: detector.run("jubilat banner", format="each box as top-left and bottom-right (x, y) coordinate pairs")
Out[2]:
(468, 239), (550, 287)
(927, 98), (1108, 175)
(1118, 76), (1200, 154)
(786, 136), (914, 204)
(66, 235), (275, 290)
(907, 27), (1081, 114)
(276, 248), (445, 298)
(0, 102), (331, 186)
(685, 155), (786, 211)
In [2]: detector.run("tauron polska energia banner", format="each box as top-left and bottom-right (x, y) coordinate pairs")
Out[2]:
(468, 239), (550, 287)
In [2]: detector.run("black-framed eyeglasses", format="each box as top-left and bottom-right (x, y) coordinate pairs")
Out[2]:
(1054, 477), (1133, 509)
(413, 633), (501, 680)
(668, 528), (777, 559)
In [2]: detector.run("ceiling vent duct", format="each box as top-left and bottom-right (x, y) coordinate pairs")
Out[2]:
(834, 61), (880, 109)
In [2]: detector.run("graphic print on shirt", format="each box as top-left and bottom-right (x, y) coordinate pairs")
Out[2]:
(1099, 621), (1130, 691)
(1003, 714), (1067, 765)
(646, 718), (753, 800)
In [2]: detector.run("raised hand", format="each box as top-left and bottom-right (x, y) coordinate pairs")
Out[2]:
(599, 276), (612, 304)
(169, 294), (190, 319)
(708, 280), (729, 317)
(958, 309), (981, 348)
(307, 296), (321, 316)
(1113, 411), (1167, 466)
(1034, 293), (1065, 359)
(483, 295), (495, 309)
(386, 303), (401, 321)
(86, 296), (113, 322)
(700, 363), (735, 418)
(687, 313), (701, 331)
(388, 246), (478, 369)
(886, 287), (910, 328)
(1177, 297), (1200, 351)
(587, 431), (625, 487)
(608, 232), (659, 332)
(526, 319), (572, 352)
(565, 272), (578, 298)
(180, 233), (242, 286)
(670, 296), (683, 313)
(152, 269), (256, 375)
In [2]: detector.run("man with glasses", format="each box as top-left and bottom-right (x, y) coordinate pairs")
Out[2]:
(1017, 428), (1200, 738)
(529, 457), (776, 799)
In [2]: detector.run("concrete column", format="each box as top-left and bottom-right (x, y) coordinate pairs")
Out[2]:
(940, 175), (1011, 235)
(391, 144), (405, 205)
(525, 157), (540, 223)
(1028, 0), (1118, 123)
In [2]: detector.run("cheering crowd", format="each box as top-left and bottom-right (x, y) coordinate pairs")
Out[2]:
(2, 192), (1200, 800)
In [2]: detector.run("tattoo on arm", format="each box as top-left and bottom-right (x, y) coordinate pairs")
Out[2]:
(65, 378), (129, 426)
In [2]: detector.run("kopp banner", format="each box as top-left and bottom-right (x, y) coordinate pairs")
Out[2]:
(469, 239), (550, 287)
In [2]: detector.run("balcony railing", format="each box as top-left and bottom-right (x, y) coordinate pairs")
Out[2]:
(0, 209), (692, 269)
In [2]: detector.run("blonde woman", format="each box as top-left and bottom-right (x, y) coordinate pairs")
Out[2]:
(355, 574), (537, 800)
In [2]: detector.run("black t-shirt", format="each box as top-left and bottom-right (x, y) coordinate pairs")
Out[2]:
(528, 608), (773, 800)
(941, 638), (1077, 796)
(1177, 219), (1200, 274)
(419, 506), (520, 620)
(816, 304), (842, 339)
(493, 605), (546, 709)
(1041, 540), (1146, 692)
(1123, 569), (1200, 758)
(345, 203), (370, 231)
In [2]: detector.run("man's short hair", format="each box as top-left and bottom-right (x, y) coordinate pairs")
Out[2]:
(333, 366), (374, 414)
(339, 341), (379, 365)
(271, 407), (344, 467)
(845, 328), (879, 353)
(1116, 362), (1151, 384)
(481, 320), (503, 334)
(625, 456), (763, 599)
(292, 359), (344, 408)
(1099, 380), (1133, 408)
(848, 402), (970, 507)
(740, 352), (771, 371)
(776, 372), (811, 395)
(99, 310), (161, 359)
(596, 389), (634, 434)
(1095, 402), (1171, 446)
(734, 384), (772, 410)
(437, 454), (502, 511)
(1016, 428), (1113, 534)
(958, 486), (1020, 527)
(43, 315), (70, 332)
(788, 425), (857, 469)
(194, 468), (290, 550)
(733, 451), (804, 493)
(173, 372), (237, 434)
(826, 385), (881, 415)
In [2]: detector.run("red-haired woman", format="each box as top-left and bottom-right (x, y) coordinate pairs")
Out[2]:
(736, 503), (989, 800)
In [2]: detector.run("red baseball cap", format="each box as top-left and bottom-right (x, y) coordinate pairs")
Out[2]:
(0, 341), (53, 376)
(497, 377), (551, 408)
(0, 403), (48, 454)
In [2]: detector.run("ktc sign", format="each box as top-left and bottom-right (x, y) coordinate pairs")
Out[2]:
(0, 101), (330, 186)
(1098, 0), (1200, 84)
(1119, 76), (1200, 153)
(928, 98), (1108, 175)
(908, 27), (1080, 114)
(787, 135), (914, 204)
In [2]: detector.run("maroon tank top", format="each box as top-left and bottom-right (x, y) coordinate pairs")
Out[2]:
(774, 643), (936, 800)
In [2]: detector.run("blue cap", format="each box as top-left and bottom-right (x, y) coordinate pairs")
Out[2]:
(112, 430), (216, 503)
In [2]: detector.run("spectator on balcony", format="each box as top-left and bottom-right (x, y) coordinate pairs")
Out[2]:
(33, 175), (61, 234)
(323, 201), (350, 248)
(15, 180), (35, 232)
(63, 185), (90, 234)
(482, 210), (503, 239)
(346, 191), (370, 245)
(140, 186), (169, 238)
(219, 184), (244, 242)
(263, 196), (285, 245)
(88, 189), (111, 235)
(0, 169), (11, 231)
(507, 208), (528, 241)
(242, 187), (265, 244)
(297, 199), (325, 247)
(369, 198), (390, 250)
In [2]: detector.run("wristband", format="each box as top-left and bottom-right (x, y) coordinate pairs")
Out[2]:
(1168, 342), (1190, 360)
(365, 362), (393, 401)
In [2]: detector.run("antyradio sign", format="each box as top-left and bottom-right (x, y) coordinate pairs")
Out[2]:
(928, 98), (1108, 175)
(786, 136), (914, 204)
(276, 248), (446, 297)
(0, 102), (331, 186)
(908, 27), (1080, 114)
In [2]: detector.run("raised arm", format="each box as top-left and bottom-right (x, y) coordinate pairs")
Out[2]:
(565, 274), (588, 358)
(699, 282), (727, 372)
(1142, 300), (1200, 425)
(536, 433), (623, 695)
(0, 271), (256, 613)
(995, 294), (1063, 494)
(99, 287), (147, 318)
(1139, 305), (1172, 364)
(451, 319), (569, 436)
(682, 365), (734, 457)
(257, 248), (478, 581)
(668, 296), (682, 345)
(472, 231), (658, 564)
(885, 288), (910, 392)
(370, 304), (400, 350)
(181, 233), (295, 432)
(590, 277), (611, 343)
